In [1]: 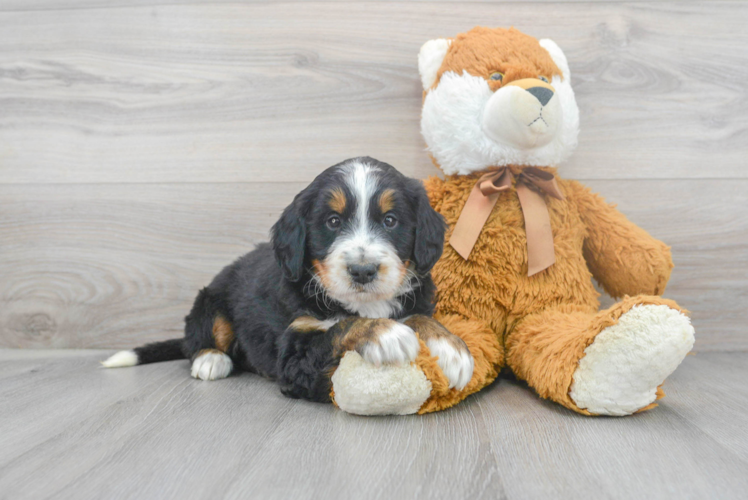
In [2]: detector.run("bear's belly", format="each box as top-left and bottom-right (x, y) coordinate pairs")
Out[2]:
(431, 190), (599, 328)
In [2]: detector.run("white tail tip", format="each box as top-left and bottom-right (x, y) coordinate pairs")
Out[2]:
(101, 350), (138, 368)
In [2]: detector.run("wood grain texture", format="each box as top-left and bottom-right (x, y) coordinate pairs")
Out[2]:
(0, 1), (746, 183)
(1, 349), (747, 499)
(0, 182), (298, 349)
(1, 180), (745, 351)
(0, 2), (745, 351)
(0, 0), (692, 13)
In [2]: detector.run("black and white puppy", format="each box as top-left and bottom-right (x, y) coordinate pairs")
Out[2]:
(102, 157), (474, 401)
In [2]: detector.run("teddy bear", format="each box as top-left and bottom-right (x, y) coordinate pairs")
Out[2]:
(330, 26), (695, 417)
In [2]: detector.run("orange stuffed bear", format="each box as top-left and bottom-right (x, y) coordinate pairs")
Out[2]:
(330, 27), (695, 416)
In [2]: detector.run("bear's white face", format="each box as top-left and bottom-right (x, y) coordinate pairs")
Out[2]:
(419, 38), (580, 176)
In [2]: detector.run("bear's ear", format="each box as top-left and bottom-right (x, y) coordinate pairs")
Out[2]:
(539, 38), (571, 81)
(418, 38), (452, 91)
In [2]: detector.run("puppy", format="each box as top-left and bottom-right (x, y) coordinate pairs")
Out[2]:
(102, 157), (474, 401)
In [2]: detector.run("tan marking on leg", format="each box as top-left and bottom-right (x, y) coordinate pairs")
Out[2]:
(212, 316), (234, 353)
(328, 187), (347, 213)
(290, 316), (333, 333)
(378, 188), (396, 213)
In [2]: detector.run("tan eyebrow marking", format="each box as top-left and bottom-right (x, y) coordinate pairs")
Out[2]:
(379, 189), (396, 213)
(328, 187), (347, 213)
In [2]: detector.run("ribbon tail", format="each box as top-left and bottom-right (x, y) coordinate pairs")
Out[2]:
(516, 183), (556, 276)
(449, 182), (500, 260)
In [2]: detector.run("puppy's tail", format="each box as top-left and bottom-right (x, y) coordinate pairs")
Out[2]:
(101, 339), (185, 368)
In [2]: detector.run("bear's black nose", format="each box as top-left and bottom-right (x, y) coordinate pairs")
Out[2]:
(527, 87), (554, 107)
(348, 263), (379, 284)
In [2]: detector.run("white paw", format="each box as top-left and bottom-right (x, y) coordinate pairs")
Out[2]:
(570, 304), (695, 416)
(190, 351), (233, 381)
(426, 338), (474, 390)
(360, 323), (419, 367)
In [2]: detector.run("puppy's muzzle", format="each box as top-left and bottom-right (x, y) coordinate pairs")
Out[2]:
(348, 263), (379, 285)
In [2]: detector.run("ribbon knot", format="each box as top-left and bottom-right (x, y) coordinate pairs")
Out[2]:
(449, 166), (565, 276)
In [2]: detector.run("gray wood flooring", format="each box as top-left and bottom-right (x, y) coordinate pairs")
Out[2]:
(1, 1), (747, 351)
(1, 348), (747, 500)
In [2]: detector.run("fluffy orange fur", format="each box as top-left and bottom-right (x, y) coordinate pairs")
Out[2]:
(332, 27), (685, 417)
(415, 167), (679, 415)
(435, 27), (563, 92)
(506, 295), (684, 414)
(400, 27), (686, 415)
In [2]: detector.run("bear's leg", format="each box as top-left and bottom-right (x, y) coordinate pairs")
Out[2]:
(331, 313), (503, 415)
(416, 313), (504, 414)
(505, 295), (695, 416)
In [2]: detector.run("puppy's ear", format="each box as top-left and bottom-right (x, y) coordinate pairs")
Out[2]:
(271, 194), (307, 282)
(411, 181), (446, 275)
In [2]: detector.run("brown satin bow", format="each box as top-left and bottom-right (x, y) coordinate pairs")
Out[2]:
(449, 166), (565, 276)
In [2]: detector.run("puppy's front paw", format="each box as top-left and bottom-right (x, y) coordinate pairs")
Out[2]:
(404, 315), (474, 390)
(425, 338), (474, 390)
(360, 322), (420, 367)
(337, 318), (419, 367)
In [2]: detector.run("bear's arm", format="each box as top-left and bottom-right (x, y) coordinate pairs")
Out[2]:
(566, 180), (673, 298)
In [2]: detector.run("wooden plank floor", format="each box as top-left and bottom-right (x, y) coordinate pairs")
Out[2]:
(1, 349), (747, 500)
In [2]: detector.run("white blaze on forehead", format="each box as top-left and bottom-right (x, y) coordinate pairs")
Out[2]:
(340, 160), (380, 238)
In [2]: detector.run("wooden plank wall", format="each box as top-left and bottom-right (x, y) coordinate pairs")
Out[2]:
(1, 1), (746, 351)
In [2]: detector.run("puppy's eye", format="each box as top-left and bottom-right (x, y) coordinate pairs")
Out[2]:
(489, 72), (504, 82)
(383, 214), (398, 229)
(538, 75), (549, 83)
(326, 215), (341, 230)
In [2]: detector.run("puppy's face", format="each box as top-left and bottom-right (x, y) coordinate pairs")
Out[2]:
(272, 157), (444, 315)
(308, 162), (416, 306)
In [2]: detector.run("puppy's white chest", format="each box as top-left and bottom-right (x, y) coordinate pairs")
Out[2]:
(347, 299), (402, 319)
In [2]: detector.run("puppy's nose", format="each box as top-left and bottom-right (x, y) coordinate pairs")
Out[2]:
(348, 263), (379, 284)
(526, 86), (554, 106)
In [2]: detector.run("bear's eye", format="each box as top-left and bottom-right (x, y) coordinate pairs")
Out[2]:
(538, 75), (550, 83)
(489, 72), (504, 82)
